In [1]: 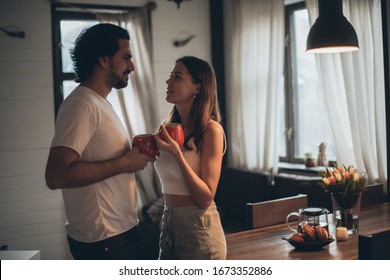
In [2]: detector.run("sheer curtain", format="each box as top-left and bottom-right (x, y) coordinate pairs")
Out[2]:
(224, 0), (285, 172)
(306, 0), (387, 193)
(97, 8), (162, 209)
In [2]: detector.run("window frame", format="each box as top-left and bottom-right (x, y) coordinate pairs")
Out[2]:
(282, 1), (316, 164)
(50, 2), (139, 118)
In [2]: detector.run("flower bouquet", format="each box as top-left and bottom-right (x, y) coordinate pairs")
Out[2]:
(319, 163), (367, 194)
(318, 163), (367, 234)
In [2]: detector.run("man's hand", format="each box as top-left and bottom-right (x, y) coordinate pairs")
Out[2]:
(122, 146), (156, 173)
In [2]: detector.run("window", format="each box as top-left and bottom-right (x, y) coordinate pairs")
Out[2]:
(51, 3), (137, 123)
(280, 2), (335, 164)
(60, 19), (98, 100)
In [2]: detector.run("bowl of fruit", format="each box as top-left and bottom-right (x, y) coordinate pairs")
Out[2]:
(283, 224), (334, 251)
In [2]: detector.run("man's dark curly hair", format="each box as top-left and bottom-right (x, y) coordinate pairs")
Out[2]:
(70, 23), (130, 83)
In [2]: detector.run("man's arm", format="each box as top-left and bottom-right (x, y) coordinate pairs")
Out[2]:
(45, 146), (155, 190)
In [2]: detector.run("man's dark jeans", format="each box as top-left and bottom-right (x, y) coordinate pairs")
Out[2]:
(67, 225), (142, 260)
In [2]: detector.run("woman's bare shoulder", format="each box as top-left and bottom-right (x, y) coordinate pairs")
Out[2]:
(204, 120), (224, 140)
(205, 119), (224, 131)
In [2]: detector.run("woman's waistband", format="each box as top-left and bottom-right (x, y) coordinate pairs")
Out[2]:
(163, 198), (218, 214)
(163, 194), (197, 207)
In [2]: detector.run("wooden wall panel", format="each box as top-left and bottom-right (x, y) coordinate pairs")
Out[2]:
(0, 0), (211, 259)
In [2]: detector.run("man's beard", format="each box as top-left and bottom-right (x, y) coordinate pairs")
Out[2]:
(112, 72), (129, 89)
(110, 61), (131, 89)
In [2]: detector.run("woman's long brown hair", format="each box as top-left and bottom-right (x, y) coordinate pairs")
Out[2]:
(165, 56), (222, 151)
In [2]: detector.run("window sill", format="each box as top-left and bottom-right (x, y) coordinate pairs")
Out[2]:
(278, 162), (326, 177)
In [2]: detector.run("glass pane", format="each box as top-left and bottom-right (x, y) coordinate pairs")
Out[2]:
(60, 19), (142, 139)
(60, 20), (98, 73)
(62, 80), (78, 100)
(279, 76), (287, 158)
(291, 9), (335, 160)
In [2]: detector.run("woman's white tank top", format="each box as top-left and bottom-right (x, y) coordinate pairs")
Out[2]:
(154, 137), (200, 195)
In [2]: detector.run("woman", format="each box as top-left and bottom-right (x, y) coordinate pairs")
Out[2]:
(154, 56), (227, 260)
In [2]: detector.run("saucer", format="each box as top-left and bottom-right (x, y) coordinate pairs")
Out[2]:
(282, 237), (335, 251)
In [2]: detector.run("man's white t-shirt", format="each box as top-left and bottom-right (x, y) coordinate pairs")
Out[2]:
(51, 86), (138, 243)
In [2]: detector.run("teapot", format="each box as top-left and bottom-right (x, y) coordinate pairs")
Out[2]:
(286, 207), (329, 232)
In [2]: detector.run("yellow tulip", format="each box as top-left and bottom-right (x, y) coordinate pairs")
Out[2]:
(322, 178), (330, 185)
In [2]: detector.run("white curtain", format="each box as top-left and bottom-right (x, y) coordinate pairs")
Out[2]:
(97, 8), (162, 210)
(306, 0), (387, 193)
(224, 0), (285, 172)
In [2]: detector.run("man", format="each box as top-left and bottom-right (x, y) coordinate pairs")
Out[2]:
(45, 23), (155, 260)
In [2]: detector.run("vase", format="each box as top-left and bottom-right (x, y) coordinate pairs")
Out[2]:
(331, 192), (362, 234)
(305, 158), (316, 167)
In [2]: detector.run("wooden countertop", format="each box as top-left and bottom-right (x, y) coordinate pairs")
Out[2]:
(226, 202), (390, 260)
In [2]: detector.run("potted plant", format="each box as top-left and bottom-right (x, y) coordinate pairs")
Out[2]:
(304, 152), (316, 167)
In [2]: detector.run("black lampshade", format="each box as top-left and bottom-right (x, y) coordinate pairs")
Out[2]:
(306, 0), (359, 53)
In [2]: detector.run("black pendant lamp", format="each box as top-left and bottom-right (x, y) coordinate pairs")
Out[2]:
(306, 0), (359, 53)
(168, 0), (190, 9)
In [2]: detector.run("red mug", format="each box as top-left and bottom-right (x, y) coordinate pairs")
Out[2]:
(159, 123), (185, 147)
(132, 134), (160, 157)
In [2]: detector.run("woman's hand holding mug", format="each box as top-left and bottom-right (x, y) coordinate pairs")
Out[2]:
(158, 123), (184, 147)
